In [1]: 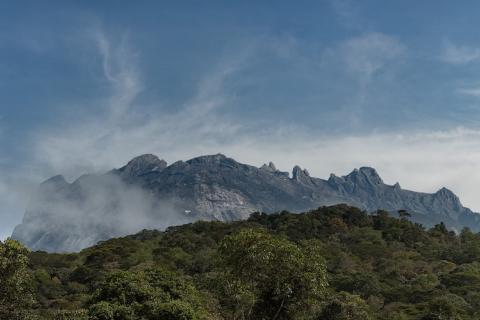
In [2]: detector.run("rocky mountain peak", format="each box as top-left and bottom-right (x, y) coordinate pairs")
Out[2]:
(346, 167), (383, 186)
(260, 162), (278, 172)
(436, 186), (454, 195)
(187, 153), (229, 165)
(328, 173), (341, 182)
(42, 174), (67, 186)
(435, 187), (460, 202)
(39, 174), (69, 192)
(269, 162), (277, 171)
(119, 154), (167, 177)
(292, 165), (311, 183)
(359, 167), (383, 184)
(429, 187), (464, 215)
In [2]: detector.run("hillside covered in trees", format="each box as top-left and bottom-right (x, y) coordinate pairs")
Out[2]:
(3, 204), (480, 319)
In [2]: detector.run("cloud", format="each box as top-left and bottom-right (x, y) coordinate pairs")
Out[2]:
(94, 30), (143, 121)
(338, 32), (405, 80)
(319, 32), (405, 128)
(444, 41), (480, 98)
(328, 0), (366, 30)
(441, 40), (480, 64)
(0, 171), (39, 240)
(457, 87), (480, 98)
(12, 173), (187, 252)
(29, 29), (249, 179)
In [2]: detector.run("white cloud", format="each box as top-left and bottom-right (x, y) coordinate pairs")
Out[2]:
(441, 40), (480, 64)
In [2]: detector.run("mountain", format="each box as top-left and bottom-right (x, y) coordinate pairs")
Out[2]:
(12, 153), (480, 252)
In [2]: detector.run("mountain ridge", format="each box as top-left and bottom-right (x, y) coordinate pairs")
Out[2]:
(12, 153), (480, 252)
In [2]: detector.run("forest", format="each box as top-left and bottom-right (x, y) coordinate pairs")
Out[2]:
(2, 204), (480, 319)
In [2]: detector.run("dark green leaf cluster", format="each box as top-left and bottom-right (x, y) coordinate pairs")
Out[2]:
(0, 239), (36, 319)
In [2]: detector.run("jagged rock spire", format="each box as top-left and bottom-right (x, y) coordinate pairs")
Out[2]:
(119, 154), (167, 176)
(260, 162), (277, 172)
(292, 165), (311, 183)
(345, 167), (384, 185)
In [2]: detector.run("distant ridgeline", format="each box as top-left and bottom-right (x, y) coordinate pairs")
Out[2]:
(12, 153), (480, 252)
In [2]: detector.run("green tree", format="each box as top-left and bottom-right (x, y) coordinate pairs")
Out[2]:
(217, 229), (328, 319)
(0, 239), (36, 319)
(421, 294), (470, 319)
(319, 292), (371, 320)
(88, 269), (210, 320)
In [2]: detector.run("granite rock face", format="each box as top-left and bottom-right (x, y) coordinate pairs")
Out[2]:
(12, 154), (480, 252)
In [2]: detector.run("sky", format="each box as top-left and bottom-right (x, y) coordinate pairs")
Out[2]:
(4, 0), (480, 238)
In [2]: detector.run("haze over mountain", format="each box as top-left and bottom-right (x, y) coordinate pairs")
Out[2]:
(12, 153), (480, 252)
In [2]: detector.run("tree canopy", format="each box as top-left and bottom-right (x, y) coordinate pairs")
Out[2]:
(7, 204), (480, 319)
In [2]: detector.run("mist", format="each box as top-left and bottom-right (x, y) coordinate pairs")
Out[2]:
(11, 172), (189, 252)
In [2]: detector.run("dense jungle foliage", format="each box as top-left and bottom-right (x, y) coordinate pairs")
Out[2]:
(3, 204), (480, 319)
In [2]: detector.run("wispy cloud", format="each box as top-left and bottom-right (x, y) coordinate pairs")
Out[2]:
(320, 32), (405, 127)
(441, 40), (480, 64)
(457, 87), (480, 98)
(442, 41), (480, 102)
(339, 32), (405, 80)
(94, 31), (143, 121)
(0, 171), (38, 240)
(328, 0), (366, 30)
(30, 28), (249, 179)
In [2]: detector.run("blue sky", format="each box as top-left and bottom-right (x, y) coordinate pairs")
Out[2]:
(3, 0), (480, 238)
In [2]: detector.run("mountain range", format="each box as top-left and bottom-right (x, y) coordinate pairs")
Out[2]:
(12, 153), (480, 252)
